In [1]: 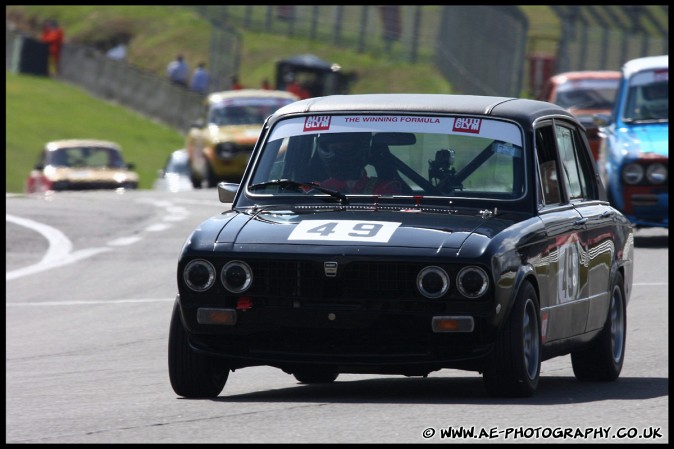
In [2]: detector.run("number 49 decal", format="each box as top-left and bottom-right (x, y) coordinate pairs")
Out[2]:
(288, 220), (401, 242)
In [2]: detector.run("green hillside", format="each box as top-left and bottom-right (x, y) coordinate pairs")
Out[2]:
(5, 5), (455, 95)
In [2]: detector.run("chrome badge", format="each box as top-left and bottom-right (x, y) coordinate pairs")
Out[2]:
(324, 261), (338, 277)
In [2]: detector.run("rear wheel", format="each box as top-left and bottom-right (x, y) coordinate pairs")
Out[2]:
(293, 367), (339, 384)
(168, 302), (229, 398)
(483, 281), (541, 397)
(571, 272), (626, 381)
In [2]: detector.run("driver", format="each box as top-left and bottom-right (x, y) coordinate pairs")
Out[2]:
(316, 132), (401, 194)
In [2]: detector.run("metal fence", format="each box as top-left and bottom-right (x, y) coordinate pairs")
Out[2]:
(193, 5), (529, 97)
(192, 5), (441, 65)
(434, 6), (528, 97)
(197, 5), (667, 98)
(555, 23), (668, 74)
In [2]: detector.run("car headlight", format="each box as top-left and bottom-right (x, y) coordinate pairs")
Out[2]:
(417, 266), (449, 299)
(622, 163), (644, 185)
(183, 259), (216, 292)
(457, 266), (489, 298)
(221, 260), (253, 293)
(646, 163), (667, 184)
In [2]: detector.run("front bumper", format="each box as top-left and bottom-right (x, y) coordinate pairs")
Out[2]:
(178, 296), (495, 372)
(621, 185), (668, 228)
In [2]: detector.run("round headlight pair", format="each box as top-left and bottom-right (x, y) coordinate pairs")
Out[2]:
(416, 266), (489, 299)
(622, 162), (667, 185)
(183, 259), (252, 293)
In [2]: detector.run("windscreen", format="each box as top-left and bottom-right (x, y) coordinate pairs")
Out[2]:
(248, 114), (526, 200)
(623, 68), (668, 121)
(208, 97), (296, 126)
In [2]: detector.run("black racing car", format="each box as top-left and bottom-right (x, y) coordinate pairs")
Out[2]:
(168, 93), (634, 398)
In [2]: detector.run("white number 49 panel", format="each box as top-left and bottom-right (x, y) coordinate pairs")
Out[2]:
(288, 220), (401, 243)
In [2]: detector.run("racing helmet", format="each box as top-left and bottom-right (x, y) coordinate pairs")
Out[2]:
(316, 132), (371, 179)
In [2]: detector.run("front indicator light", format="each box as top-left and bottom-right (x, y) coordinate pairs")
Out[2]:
(197, 308), (237, 325)
(432, 316), (474, 332)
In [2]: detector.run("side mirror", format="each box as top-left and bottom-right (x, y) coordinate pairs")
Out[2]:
(218, 182), (239, 203)
(127, 162), (135, 170)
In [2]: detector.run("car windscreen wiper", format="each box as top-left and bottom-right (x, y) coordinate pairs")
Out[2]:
(248, 179), (349, 204)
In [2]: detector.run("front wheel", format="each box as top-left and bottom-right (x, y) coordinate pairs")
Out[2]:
(168, 302), (229, 398)
(206, 161), (219, 188)
(571, 272), (626, 381)
(483, 281), (541, 397)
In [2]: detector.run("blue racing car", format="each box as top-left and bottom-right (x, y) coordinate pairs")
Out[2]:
(595, 55), (668, 228)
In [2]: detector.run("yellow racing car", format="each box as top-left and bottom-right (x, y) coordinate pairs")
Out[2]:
(185, 89), (299, 188)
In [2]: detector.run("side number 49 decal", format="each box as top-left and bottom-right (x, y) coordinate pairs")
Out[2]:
(288, 220), (401, 242)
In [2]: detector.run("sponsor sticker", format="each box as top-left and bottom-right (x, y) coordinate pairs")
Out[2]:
(452, 117), (482, 134)
(654, 69), (668, 81)
(304, 116), (332, 131)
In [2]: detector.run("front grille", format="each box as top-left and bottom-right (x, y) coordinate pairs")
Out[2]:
(245, 260), (424, 301)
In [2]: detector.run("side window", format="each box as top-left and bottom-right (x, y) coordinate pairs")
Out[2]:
(555, 123), (593, 201)
(535, 124), (562, 206)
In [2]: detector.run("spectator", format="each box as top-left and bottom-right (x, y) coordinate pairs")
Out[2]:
(190, 62), (210, 94)
(40, 19), (64, 76)
(230, 75), (243, 90)
(261, 78), (272, 90)
(167, 54), (189, 87)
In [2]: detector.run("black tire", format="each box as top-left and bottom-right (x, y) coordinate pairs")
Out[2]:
(483, 281), (541, 397)
(206, 162), (218, 188)
(293, 367), (339, 384)
(571, 272), (626, 381)
(190, 172), (202, 189)
(168, 302), (229, 398)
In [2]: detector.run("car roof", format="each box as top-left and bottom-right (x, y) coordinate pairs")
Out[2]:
(206, 89), (299, 105)
(622, 55), (668, 78)
(269, 93), (577, 128)
(549, 71), (621, 82)
(45, 139), (122, 151)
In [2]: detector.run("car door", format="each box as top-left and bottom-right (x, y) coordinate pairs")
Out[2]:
(554, 120), (614, 333)
(534, 121), (587, 343)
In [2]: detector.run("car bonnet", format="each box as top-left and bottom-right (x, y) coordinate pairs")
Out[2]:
(617, 123), (669, 157)
(213, 208), (514, 253)
(215, 124), (263, 145)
